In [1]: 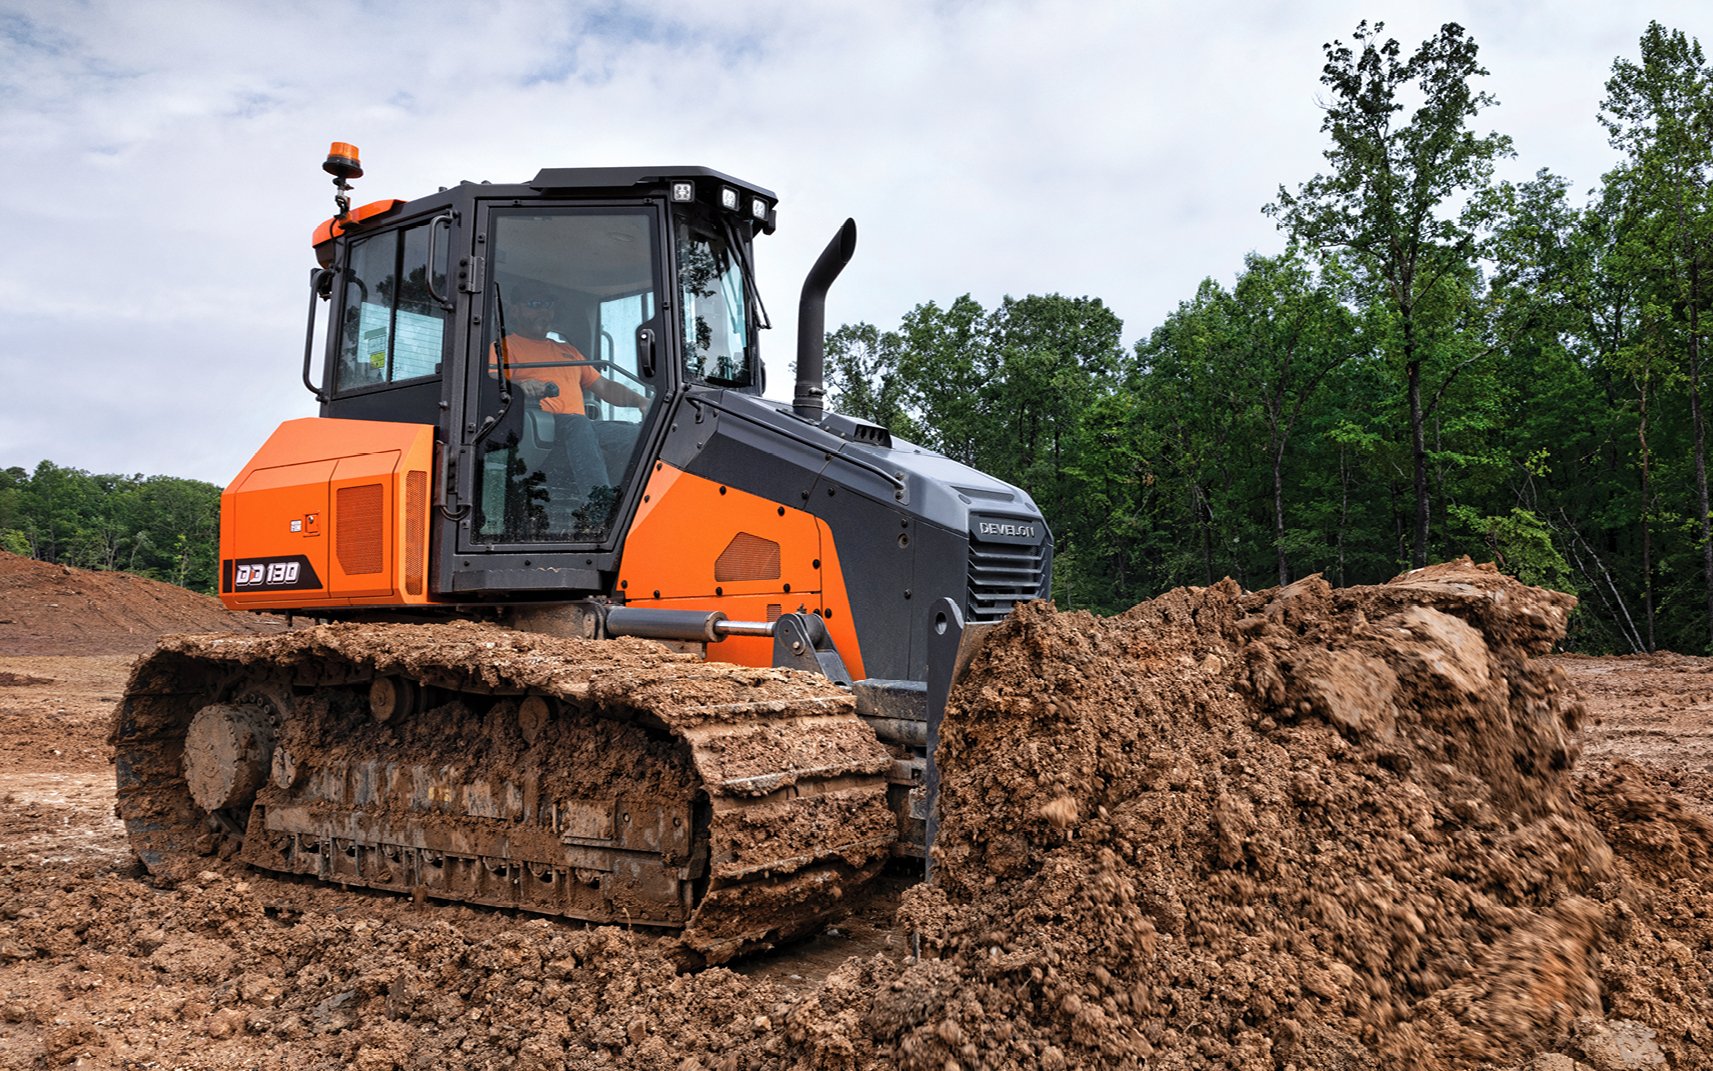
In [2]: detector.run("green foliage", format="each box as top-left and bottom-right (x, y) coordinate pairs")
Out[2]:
(1597, 21), (1713, 651)
(1269, 20), (1513, 569)
(0, 461), (223, 593)
(1445, 505), (1574, 590)
(818, 20), (1713, 653)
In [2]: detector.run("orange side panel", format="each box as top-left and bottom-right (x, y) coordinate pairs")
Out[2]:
(221, 418), (435, 610)
(617, 462), (865, 678)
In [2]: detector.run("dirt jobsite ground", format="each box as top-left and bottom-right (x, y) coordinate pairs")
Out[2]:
(0, 549), (1709, 1070)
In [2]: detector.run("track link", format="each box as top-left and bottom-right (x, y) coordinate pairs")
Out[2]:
(111, 621), (895, 963)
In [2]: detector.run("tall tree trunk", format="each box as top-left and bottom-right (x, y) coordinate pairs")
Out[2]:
(1265, 395), (1290, 587)
(1404, 314), (1430, 568)
(1193, 482), (1215, 587)
(1639, 371), (1657, 652)
(1337, 446), (1350, 588)
(1690, 287), (1713, 652)
(1273, 441), (1289, 586)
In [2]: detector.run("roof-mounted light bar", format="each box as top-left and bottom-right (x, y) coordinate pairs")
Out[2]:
(663, 175), (775, 233)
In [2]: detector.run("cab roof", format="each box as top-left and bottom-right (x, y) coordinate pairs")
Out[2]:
(527, 165), (776, 201)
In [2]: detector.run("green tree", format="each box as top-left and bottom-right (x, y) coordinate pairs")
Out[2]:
(1600, 21), (1713, 649)
(984, 295), (1125, 535)
(1133, 280), (1259, 587)
(896, 295), (992, 466)
(0, 462), (223, 593)
(1270, 20), (1513, 568)
(1225, 252), (1358, 584)
(823, 322), (919, 439)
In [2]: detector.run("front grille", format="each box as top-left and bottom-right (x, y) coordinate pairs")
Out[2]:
(966, 541), (1049, 623)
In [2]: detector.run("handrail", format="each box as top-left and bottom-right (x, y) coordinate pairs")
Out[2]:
(425, 214), (454, 310)
(302, 267), (332, 402)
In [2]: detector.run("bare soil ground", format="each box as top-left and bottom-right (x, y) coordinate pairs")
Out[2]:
(0, 551), (1709, 1070)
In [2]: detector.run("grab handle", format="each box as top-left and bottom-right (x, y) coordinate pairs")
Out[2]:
(302, 267), (332, 402)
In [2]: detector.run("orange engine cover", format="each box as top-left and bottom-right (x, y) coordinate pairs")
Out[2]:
(616, 461), (864, 677)
(220, 418), (435, 610)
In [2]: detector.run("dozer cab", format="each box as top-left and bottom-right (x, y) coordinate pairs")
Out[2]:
(112, 145), (1051, 961)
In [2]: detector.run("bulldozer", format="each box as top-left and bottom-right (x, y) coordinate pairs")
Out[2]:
(112, 144), (1052, 963)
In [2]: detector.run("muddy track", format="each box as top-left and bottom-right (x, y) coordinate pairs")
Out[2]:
(110, 620), (895, 964)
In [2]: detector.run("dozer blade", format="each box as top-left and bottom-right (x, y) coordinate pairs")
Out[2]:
(111, 621), (895, 963)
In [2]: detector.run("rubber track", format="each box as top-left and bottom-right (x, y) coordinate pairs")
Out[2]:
(110, 621), (896, 963)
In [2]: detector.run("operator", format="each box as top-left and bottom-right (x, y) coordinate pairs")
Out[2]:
(495, 287), (649, 499)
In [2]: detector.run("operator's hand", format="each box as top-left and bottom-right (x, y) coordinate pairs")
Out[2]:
(589, 377), (647, 409)
(517, 379), (557, 399)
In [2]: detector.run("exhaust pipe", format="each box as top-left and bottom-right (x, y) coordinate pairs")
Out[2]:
(794, 218), (858, 421)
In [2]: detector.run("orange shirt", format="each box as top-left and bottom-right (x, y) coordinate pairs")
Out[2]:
(492, 335), (600, 415)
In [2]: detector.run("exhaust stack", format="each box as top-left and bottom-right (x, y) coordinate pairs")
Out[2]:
(794, 218), (858, 421)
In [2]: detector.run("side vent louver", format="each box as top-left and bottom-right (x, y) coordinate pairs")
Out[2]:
(715, 532), (782, 583)
(404, 470), (427, 595)
(336, 483), (385, 575)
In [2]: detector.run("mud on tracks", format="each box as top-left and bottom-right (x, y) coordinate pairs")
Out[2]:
(113, 621), (895, 965)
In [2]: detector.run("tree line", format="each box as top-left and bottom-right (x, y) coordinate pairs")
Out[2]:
(0, 462), (222, 593)
(824, 20), (1713, 655)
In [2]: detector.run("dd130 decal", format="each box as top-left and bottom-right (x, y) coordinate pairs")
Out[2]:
(223, 555), (322, 593)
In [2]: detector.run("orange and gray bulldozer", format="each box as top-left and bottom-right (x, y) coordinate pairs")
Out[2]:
(113, 144), (1051, 962)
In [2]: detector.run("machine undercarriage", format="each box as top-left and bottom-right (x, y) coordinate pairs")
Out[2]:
(112, 621), (899, 964)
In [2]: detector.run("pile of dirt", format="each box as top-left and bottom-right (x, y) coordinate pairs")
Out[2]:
(858, 559), (1712, 1069)
(4, 559), (1710, 1070)
(0, 551), (283, 656)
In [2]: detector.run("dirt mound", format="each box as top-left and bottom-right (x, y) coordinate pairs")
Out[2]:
(5, 560), (1711, 1069)
(866, 560), (1712, 1069)
(0, 551), (284, 655)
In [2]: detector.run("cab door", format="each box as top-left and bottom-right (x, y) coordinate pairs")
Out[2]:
(447, 199), (672, 590)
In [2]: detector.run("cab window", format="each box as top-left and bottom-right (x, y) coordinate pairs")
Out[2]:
(472, 207), (662, 546)
(675, 218), (752, 387)
(335, 221), (449, 392)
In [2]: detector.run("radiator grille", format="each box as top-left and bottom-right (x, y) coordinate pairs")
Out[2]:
(336, 483), (385, 576)
(715, 532), (781, 582)
(404, 470), (427, 595)
(967, 541), (1049, 623)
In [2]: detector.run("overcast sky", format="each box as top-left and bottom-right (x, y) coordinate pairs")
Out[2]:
(1, 1), (1704, 484)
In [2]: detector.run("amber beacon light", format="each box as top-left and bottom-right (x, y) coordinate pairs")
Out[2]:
(323, 141), (363, 219)
(323, 141), (363, 180)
